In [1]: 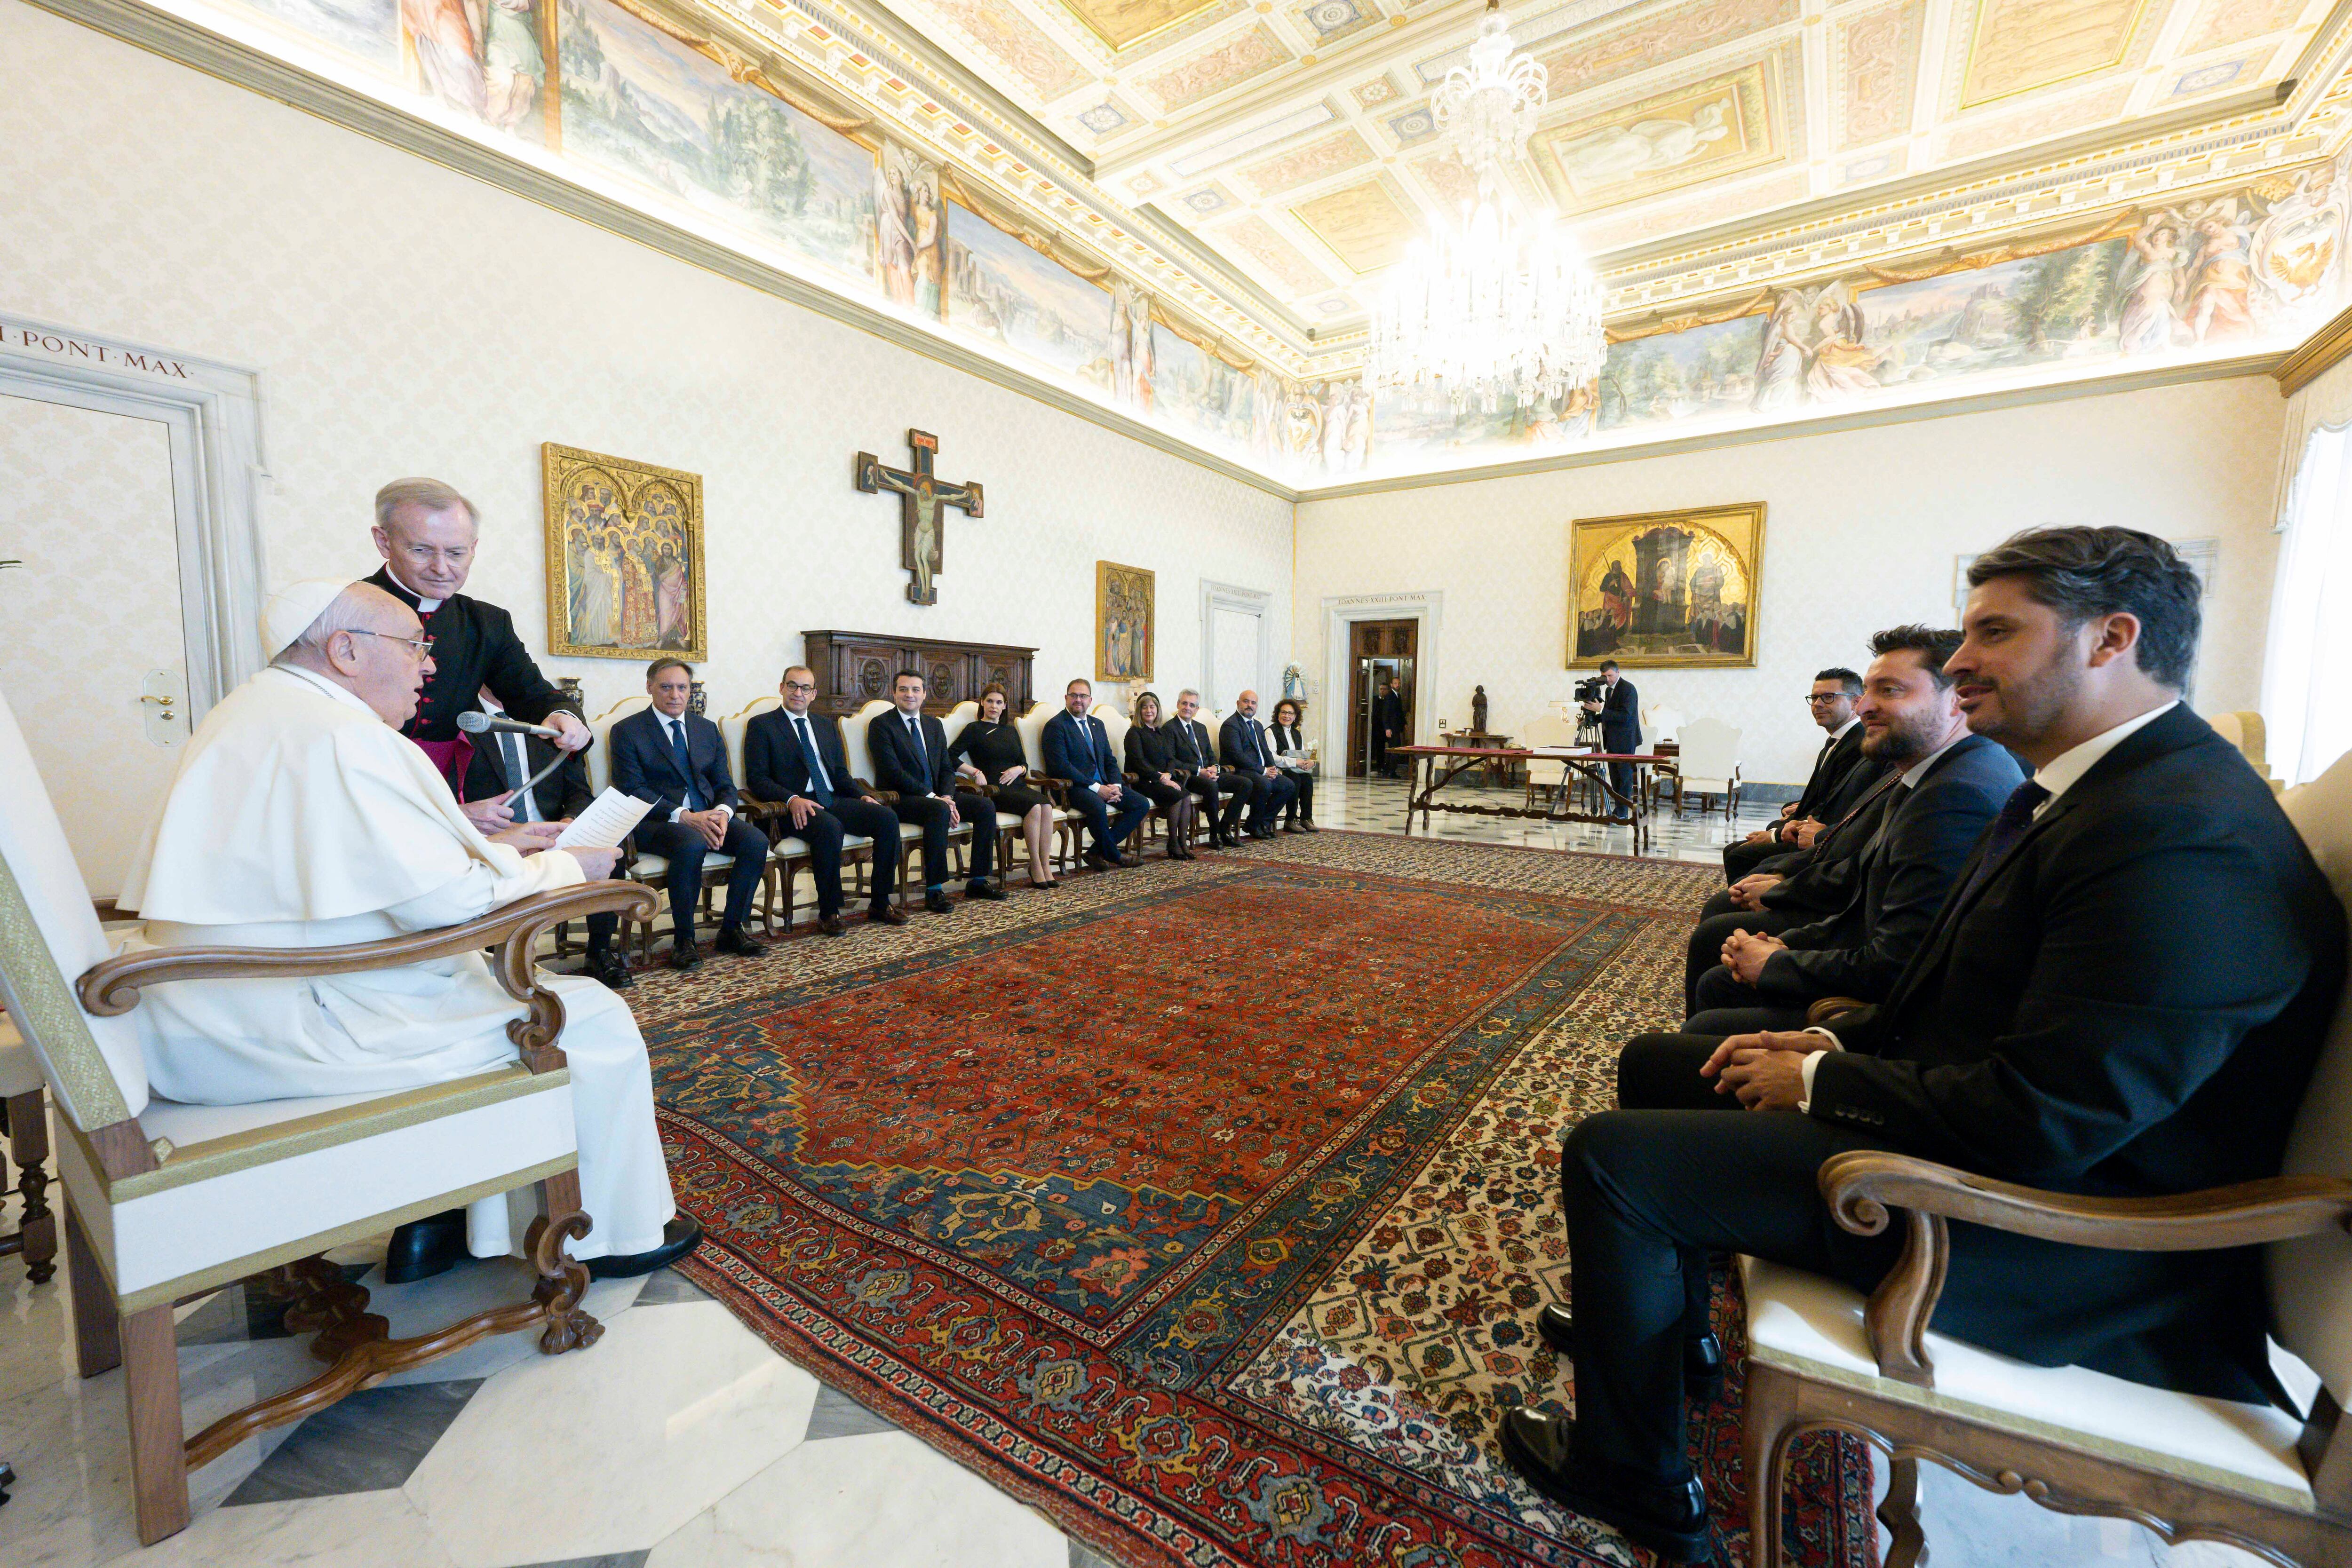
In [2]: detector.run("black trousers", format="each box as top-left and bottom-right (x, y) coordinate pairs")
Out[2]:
(1568, 1032), (1900, 1483)
(1684, 904), (1805, 1014)
(788, 794), (902, 917)
(1721, 833), (1786, 882)
(1189, 770), (1253, 831)
(1239, 769), (1295, 832)
(582, 865), (628, 955)
(1277, 768), (1314, 822)
(1066, 784), (1151, 855)
(893, 792), (994, 887)
(635, 814), (769, 942)
(1605, 759), (1638, 811)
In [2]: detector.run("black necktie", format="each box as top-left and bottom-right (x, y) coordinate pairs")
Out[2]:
(668, 718), (703, 811)
(906, 715), (927, 785)
(500, 732), (538, 823)
(1957, 780), (2051, 903)
(795, 715), (831, 802)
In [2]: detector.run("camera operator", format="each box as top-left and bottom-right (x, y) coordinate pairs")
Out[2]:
(1578, 660), (1641, 821)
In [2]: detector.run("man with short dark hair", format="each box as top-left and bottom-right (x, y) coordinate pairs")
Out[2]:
(1685, 627), (2021, 1033)
(610, 658), (770, 969)
(1503, 528), (2345, 1564)
(1044, 678), (1149, 869)
(1373, 676), (1408, 777)
(744, 665), (907, 934)
(1723, 667), (1871, 880)
(1221, 690), (1295, 839)
(867, 669), (1003, 913)
(1580, 660), (1641, 820)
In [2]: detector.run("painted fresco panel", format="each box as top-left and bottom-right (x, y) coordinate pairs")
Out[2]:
(946, 206), (1114, 385)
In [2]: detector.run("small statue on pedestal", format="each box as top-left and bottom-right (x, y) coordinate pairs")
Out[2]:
(1471, 684), (1488, 735)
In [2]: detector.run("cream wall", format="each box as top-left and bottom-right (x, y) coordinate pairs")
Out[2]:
(0, 0), (1291, 742)
(1296, 377), (2288, 787)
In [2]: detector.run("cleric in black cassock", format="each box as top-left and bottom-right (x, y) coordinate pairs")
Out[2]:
(366, 477), (590, 836)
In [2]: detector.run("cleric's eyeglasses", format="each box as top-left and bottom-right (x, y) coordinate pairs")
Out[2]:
(351, 629), (436, 658)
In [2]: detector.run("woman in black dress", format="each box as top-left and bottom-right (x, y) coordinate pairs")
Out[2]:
(950, 683), (1060, 888)
(1121, 692), (1197, 861)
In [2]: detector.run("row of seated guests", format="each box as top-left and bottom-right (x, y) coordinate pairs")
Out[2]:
(1497, 526), (2349, 1563)
(593, 660), (1324, 976)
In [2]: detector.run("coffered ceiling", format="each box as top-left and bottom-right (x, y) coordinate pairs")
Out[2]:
(809, 0), (2349, 349)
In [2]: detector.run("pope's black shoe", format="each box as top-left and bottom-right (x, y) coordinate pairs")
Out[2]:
(1499, 1408), (1714, 1565)
(587, 1214), (705, 1280)
(383, 1208), (471, 1284)
(1537, 1304), (1725, 1403)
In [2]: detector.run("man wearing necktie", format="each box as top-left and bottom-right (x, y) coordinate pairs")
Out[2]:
(1219, 689), (1295, 839)
(743, 665), (908, 935)
(866, 670), (1003, 914)
(1505, 528), (2345, 1563)
(609, 659), (770, 969)
(1164, 688), (1251, 848)
(1042, 678), (1149, 869)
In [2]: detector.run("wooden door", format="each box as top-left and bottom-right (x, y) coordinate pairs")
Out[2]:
(1346, 620), (1419, 776)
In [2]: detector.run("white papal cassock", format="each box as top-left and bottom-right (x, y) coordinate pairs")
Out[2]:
(115, 662), (675, 1260)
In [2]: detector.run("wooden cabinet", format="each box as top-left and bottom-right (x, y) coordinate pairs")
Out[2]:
(801, 630), (1037, 717)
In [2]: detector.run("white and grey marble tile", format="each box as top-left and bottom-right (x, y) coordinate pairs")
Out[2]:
(94, 1486), (461, 1568)
(225, 1378), (483, 1505)
(801, 1381), (897, 1442)
(405, 1300), (818, 1567)
(643, 1432), (1064, 1568)
(631, 1271), (713, 1308)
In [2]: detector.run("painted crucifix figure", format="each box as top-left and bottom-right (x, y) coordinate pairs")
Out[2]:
(854, 428), (984, 606)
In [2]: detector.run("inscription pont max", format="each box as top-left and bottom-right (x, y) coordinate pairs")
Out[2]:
(1, 322), (191, 378)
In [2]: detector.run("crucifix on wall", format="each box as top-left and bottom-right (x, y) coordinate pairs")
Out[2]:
(854, 428), (984, 606)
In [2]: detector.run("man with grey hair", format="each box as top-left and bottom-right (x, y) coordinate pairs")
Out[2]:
(118, 579), (699, 1285)
(366, 477), (588, 835)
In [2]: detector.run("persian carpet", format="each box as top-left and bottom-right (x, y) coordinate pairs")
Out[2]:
(633, 833), (1875, 1568)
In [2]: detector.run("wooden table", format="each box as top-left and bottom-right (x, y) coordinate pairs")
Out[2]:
(1438, 730), (1516, 787)
(1393, 745), (1674, 854)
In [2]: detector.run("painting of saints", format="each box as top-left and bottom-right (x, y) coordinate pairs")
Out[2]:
(399, 0), (485, 117)
(1570, 505), (1761, 668)
(619, 529), (657, 645)
(479, 0), (543, 134)
(1096, 563), (1154, 681)
(1599, 559), (1633, 639)
(2119, 219), (2189, 355)
(1688, 558), (1724, 648)
(574, 530), (621, 647)
(875, 159), (918, 306)
(565, 523), (590, 633)
(653, 541), (689, 647)
(913, 182), (944, 317)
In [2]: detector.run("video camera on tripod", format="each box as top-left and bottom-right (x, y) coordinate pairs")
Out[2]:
(1572, 673), (1608, 746)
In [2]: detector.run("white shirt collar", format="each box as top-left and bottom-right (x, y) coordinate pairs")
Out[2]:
(1829, 715), (1859, 741)
(1899, 729), (1970, 788)
(2031, 701), (2177, 809)
(414, 596), (442, 614)
(270, 662), (378, 718)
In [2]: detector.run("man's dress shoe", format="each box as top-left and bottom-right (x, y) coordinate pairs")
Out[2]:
(817, 913), (847, 937)
(586, 1214), (705, 1280)
(1082, 850), (1117, 871)
(1499, 1408), (1714, 1565)
(584, 950), (632, 990)
(668, 940), (704, 972)
(965, 881), (1008, 902)
(869, 905), (908, 926)
(383, 1208), (470, 1284)
(713, 926), (766, 958)
(924, 891), (955, 915)
(1537, 1304), (1725, 1403)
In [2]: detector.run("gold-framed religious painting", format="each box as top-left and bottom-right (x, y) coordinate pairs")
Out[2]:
(1096, 561), (1154, 681)
(1568, 502), (1764, 669)
(543, 443), (707, 662)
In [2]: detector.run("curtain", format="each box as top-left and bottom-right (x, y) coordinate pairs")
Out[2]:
(2262, 420), (2352, 784)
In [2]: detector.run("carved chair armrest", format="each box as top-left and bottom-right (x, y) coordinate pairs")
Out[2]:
(1806, 997), (1868, 1026)
(735, 790), (788, 829)
(1031, 773), (1076, 807)
(79, 882), (660, 1074)
(851, 776), (900, 805)
(1820, 1149), (2352, 1388)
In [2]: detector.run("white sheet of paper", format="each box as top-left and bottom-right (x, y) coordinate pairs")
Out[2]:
(553, 788), (654, 850)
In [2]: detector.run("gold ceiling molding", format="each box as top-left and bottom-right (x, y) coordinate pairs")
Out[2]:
(2275, 296), (2352, 395)
(604, 0), (877, 137)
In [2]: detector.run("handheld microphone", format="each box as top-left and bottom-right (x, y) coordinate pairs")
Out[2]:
(457, 710), (562, 741)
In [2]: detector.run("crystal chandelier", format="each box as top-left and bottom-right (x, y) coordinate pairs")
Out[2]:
(1367, 0), (1605, 414)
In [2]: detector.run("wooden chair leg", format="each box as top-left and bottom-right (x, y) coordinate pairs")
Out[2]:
(1881, 1455), (1931, 1568)
(122, 1299), (191, 1544)
(65, 1195), (122, 1377)
(8, 1088), (54, 1283)
(531, 1169), (603, 1355)
(1743, 1362), (1797, 1568)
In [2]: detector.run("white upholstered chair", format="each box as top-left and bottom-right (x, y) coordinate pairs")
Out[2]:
(1669, 716), (1740, 817)
(1519, 713), (1580, 814)
(2211, 710), (2281, 793)
(846, 699), (965, 888)
(589, 695), (721, 961)
(1740, 750), (2352, 1567)
(722, 694), (811, 936)
(0, 1013), (54, 1283)
(1011, 703), (1081, 875)
(0, 687), (654, 1545)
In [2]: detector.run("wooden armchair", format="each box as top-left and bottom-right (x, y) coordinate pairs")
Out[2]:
(1010, 703), (1080, 875)
(0, 691), (660, 1545)
(1744, 755), (2352, 1567)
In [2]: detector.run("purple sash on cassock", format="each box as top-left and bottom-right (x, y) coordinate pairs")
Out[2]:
(412, 735), (477, 801)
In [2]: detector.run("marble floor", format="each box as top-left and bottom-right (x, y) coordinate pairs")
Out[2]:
(0, 783), (2267, 1566)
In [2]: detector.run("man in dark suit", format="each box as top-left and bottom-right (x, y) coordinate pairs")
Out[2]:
(1221, 690), (1295, 839)
(743, 665), (908, 936)
(610, 659), (771, 971)
(1042, 678), (1149, 869)
(867, 670), (1004, 914)
(1166, 688), (1251, 848)
(1372, 678), (1408, 776)
(1581, 661), (1641, 819)
(461, 690), (640, 991)
(1723, 667), (1869, 881)
(1687, 627), (2023, 1034)
(1502, 529), (2346, 1564)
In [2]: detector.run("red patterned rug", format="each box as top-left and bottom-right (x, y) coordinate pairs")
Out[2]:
(635, 833), (1875, 1567)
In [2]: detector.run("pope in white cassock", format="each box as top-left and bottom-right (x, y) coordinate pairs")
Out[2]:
(115, 578), (697, 1275)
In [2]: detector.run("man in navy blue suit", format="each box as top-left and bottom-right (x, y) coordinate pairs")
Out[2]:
(1220, 689), (1295, 839)
(610, 658), (769, 970)
(1581, 661), (1642, 822)
(743, 665), (908, 936)
(1043, 678), (1149, 870)
(866, 670), (1004, 915)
